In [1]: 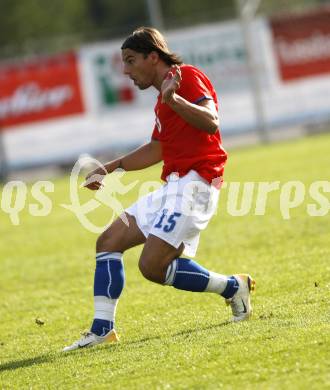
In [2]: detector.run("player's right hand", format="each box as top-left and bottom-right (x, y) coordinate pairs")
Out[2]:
(83, 167), (107, 191)
(161, 65), (182, 104)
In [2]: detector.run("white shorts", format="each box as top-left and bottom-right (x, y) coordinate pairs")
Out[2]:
(125, 170), (220, 257)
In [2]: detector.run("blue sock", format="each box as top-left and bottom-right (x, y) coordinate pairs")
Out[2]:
(91, 319), (114, 337)
(164, 258), (210, 292)
(220, 276), (239, 299)
(91, 252), (124, 336)
(164, 258), (237, 297)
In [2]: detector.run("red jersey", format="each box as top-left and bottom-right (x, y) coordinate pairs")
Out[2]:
(151, 64), (227, 184)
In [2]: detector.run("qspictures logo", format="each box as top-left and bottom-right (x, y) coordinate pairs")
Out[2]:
(0, 156), (330, 231)
(61, 156), (139, 233)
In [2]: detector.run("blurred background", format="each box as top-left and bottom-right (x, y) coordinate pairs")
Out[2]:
(0, 0), (330, 181)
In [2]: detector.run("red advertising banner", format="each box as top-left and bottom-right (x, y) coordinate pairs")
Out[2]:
(270, 7), (330, 81)
(0, 52), (84, 128)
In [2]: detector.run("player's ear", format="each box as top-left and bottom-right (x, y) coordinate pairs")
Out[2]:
(149, 51), (160, 64)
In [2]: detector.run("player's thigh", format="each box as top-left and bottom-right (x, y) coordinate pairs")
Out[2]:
(96, 213), (146, 253)
(138, 233), (184, 283)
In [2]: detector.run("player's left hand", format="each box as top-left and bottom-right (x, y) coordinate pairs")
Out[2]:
(83, 167), (106, 191)
(161, 65), (182, 104)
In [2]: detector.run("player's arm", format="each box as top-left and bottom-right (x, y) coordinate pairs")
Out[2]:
(161, 65), (219, 134)
(84, 140), (162, 190)
(167, 96), (218, 134)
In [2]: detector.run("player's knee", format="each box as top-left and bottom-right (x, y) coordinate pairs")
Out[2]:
(96, 231), (110, 252)
(96, 225), (123, 253)
(138, 257), (164, 284)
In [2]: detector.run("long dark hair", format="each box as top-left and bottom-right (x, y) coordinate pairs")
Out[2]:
(121, 27), (183, 66)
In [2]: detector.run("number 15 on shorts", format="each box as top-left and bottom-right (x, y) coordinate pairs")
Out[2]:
(154, 210), (182, 233)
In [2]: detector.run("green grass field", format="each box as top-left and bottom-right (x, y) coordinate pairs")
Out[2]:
(0, 133), (329, 389)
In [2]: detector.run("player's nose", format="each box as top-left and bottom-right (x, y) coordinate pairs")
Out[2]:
(123, 64), (130, 76)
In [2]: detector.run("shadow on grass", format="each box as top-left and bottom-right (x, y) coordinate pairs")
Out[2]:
(172, 320), (231, 338)
(125, 320), (231, 346)
(0, 321), (232, 371)
(0, 354), (54, 372)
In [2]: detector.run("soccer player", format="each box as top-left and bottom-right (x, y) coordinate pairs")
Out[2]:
(63, 27), (255, 351)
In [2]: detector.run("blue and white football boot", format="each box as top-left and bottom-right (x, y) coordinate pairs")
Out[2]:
(62, 329), (119, 352)
(226, 274), (256, 322)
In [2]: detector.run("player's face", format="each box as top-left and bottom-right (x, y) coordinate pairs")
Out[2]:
(122, 48), (156, 90)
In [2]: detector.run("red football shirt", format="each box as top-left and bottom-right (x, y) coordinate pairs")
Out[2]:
(151, 64), (227, 184)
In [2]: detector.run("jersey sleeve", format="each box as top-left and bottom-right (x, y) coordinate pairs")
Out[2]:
(177, 67), (213, 104)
